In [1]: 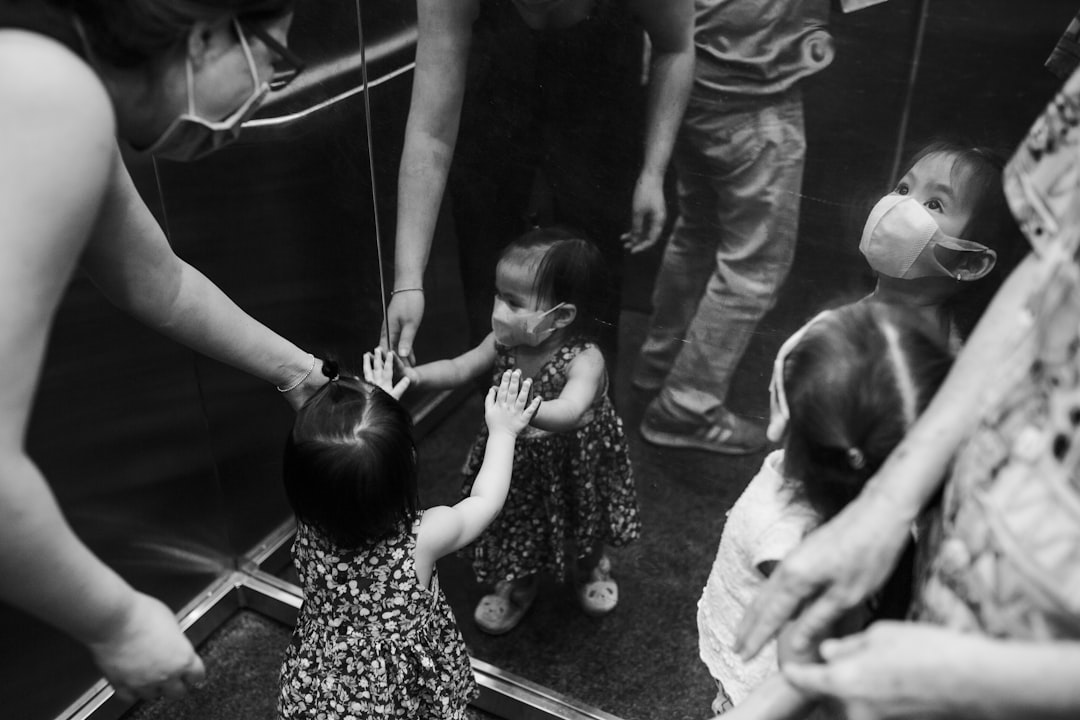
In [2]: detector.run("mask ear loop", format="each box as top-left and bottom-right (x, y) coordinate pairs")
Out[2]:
(766, 310), (833, 443)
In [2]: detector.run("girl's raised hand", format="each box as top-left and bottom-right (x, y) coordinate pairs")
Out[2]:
(363, 347), (411, 399)
(485, 369), (540, 438)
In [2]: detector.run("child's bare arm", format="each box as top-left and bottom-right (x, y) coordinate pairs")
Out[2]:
(416, 370), (540, 563)
(405, 333), (497, 391)
(529, 346), (604, 432)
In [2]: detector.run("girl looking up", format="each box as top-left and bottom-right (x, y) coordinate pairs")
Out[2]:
(698, 301), (953, 717)
(861, 140), (1028, 346)
(278, 362), (539, 719)
(400, 226), (641, 634)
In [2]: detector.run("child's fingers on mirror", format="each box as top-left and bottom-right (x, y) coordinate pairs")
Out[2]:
(515, 378), (532, 408)
(507, 369), (521, 398)
(362, 352), (374, 379)
(495, 370), (511, 402)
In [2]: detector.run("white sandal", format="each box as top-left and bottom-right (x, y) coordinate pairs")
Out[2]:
(474, 578), (537, 635)
(578, 555), (618, 616)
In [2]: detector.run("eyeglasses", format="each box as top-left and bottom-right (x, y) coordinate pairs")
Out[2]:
(243, 22), (306, 91)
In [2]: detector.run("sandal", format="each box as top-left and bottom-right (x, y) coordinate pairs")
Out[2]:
(474, 578), (537, 635)
(578, 555), (618, 616)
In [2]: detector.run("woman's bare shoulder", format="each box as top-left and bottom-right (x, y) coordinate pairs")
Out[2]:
(0, 28), (115, 140)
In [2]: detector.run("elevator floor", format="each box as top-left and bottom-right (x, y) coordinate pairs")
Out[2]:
(122, 610), (500, 720)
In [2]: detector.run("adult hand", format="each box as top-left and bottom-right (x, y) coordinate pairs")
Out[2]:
(87, 591), (205, 702)
(381, 290), (425, 364)
(622, 170), (667, 253)
(784, 621), (987, 720)
(735, 488), (912, 660)
(363, 347), (412, 399)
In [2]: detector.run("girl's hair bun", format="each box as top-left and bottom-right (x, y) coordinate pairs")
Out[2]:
(320, 357), (340, 381)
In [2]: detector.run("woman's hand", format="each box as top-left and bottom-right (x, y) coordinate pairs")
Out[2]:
(381, 289), (425, 364)
(784, 622), (990, 720)
(484, 370), (540, 438)
(87, 592), (206, 702)
(735, 488), (913, 660)
(623, 170), (667, 253)
(363, 347), (412, 399)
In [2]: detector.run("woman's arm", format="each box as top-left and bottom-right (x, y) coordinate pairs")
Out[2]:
(785, 622), (1080, 720)
(736, 251), (1043, 660)
(406, 333), (498, 391)
(384, 0), (478, 359)
(623, 0), (694, 253)
(0, 32), (204, 699)
(79, 152), (327, 409)
(529, 345), (605, 432)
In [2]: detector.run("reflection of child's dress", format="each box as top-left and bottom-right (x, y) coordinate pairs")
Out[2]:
(461, 340), (641, 584)
(278, 518), (477, 719)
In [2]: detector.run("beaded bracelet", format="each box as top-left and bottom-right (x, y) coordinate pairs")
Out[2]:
(390, 287), (424, 296)
(276, 353), (316, 393)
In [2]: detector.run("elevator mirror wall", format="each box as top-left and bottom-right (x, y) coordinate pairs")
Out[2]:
(1, 2), (1073, 720)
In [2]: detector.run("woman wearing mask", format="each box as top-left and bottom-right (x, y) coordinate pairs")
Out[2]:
(0, 0), (324, 702)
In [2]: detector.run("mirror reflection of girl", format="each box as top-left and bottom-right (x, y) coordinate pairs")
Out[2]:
(698, 302), (953, 718)
(861, 140), (1028, 349)
(399, 227), (641, 634)
(279, 363), (539, 718)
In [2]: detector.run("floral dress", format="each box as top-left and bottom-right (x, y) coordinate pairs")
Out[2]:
(278, 517), (477, 719)
(461, 340), (641, 584)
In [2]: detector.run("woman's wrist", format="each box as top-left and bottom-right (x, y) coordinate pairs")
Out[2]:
(968, 638), (1080, 718)
(277, 354), (330, 409)
(275, 353), (316, 393)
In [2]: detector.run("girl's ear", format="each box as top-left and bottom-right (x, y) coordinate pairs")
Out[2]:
(551, 303), (577, 329)
(766, 404), (787, 443)
(186, 18), (231, 69)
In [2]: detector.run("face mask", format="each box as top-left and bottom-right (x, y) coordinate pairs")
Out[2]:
(859, 195), (997, 280)
(146, 19), (269, 162)
(491, 298), (565, 347)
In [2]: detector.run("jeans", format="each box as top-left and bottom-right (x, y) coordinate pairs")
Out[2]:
(635, 90), (807, 424)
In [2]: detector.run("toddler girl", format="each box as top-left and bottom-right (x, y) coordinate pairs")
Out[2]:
(400, 226), (640, 634)
(861, 140), (1028, 347)
(277, 360), (539, 719)
(698, 301), (953, 717)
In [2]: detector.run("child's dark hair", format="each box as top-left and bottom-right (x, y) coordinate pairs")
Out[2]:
(283, 376), (419, 548)
(497, 226), (610, 344)
(899, 139), (1028, 339)
(781, 301), (953, 519)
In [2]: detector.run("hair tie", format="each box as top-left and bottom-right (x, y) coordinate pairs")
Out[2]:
(321, 358), (340, 382)
(847, 447), (866, 470)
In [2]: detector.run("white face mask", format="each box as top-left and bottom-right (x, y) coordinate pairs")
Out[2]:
(491, 298), (565, 347)
(145, 19), (269, 162)
(859, 195), (997, 280)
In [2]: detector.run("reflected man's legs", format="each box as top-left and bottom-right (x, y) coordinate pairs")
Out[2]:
(637, 93), (806, 453)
